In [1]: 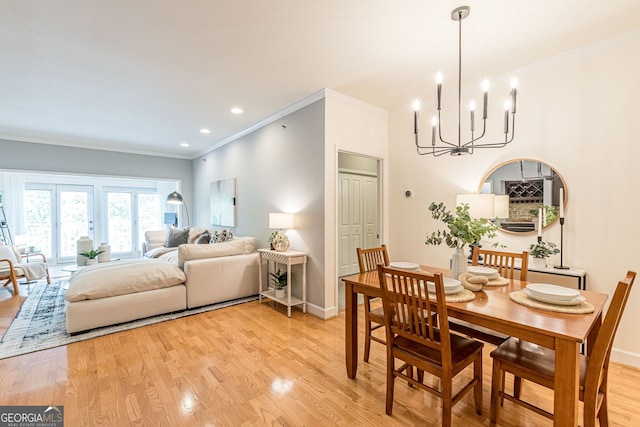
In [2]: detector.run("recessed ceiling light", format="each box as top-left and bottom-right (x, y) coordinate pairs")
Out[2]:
(231, 107), (243, 114)
(180, 142), (190, 147)
(200, 128), (211, 134)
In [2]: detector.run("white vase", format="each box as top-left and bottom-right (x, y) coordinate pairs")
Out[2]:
(450, 247), (468, 280)
(76, 236), (93, 266)
(532, 257), (546, 267)
(275, 287), (286, 298)
(86, 258), (98, 266)
(98, 242), (111, 263)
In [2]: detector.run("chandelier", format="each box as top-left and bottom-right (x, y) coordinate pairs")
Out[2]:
(413, 6), (518, 157)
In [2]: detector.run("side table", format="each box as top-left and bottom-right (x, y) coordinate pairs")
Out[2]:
(258, 249), (307, 317)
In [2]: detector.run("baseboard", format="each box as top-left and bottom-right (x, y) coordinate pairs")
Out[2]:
(611, 347), (640, 369)
(305, 302), (338, 320)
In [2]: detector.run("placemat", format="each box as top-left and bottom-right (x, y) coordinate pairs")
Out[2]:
(509, 290), (594, 314)
(485, 276), (509, 286)
(428, 289), (475, 303)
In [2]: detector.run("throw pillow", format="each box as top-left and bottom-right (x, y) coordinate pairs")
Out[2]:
(166, 227), (190, 248)
(0, 245), (19, 266)
(209, 229), (233, 243)
(195, 231), (211, 244)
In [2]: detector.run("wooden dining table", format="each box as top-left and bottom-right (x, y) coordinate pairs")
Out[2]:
(342, 265), (609, 427)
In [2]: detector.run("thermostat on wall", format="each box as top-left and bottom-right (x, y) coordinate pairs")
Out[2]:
(405, 189), (415, 198)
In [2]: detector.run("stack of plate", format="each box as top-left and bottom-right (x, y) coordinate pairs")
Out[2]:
(426, 277), (464, 294)
(389, 261), (420, 271)
(467, 266), (500, 280)
(524, 283), (585, 306)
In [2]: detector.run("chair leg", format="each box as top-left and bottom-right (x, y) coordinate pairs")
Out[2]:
(441, 376), (453, 427)
(473, 357), (483, 415)
(513, 375), (522, 399)
(9, 270), (19, 295)
(363, 297), (373, 362)
(598, 394), (609, 427)
(490, 359), (502, 427)
(45, 268), (51, 284)
(386, 352), (395, 415)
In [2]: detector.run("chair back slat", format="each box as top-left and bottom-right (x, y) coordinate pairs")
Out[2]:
(377, 265), (451, 358)
(472, 247), (529, 282)
(357, 244), (390, 273)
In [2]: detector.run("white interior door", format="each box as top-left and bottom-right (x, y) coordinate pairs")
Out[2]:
(338, 172), (379, 277)
(57, 185), (94, 264)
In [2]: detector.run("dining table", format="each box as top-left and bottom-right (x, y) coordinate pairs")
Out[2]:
(342, 265), (608, 427)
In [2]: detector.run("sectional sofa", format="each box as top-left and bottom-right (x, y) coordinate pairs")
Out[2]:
(65, 232), (260, 333)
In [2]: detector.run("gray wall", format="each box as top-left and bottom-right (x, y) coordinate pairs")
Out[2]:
(0, 139), (193, 210)
(193, 99), (326, 310)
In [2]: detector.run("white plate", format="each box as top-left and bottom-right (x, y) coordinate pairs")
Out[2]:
(526, 283), (580, 301)
(443, 277), (462, 288)
(389, 261), (420, 271)
(468, 266), (499, 278)
(427, 283), (464, 294)
(524, 288), (586, 306)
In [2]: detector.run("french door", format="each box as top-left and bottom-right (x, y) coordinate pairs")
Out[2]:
(24, 184), (94, 264)
(57, 185), (94, 263)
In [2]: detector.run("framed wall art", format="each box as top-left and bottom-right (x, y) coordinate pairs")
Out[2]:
(210, 178), (236, 227)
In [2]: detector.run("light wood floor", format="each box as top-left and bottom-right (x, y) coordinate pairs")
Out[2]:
(1, 282), (640, 426)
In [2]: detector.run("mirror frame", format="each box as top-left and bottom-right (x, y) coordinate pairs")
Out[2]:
(478, 158), (567, 235)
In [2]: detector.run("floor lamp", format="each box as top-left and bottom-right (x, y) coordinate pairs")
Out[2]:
(166, 191), (190, 226)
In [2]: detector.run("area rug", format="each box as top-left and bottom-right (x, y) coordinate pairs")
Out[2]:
(0, 280), (258, 360)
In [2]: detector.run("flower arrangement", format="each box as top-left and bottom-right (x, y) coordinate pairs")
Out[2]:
(528, 240), (560, 259)
(269, 230), (287, 244)
(425, 202), (498, 249)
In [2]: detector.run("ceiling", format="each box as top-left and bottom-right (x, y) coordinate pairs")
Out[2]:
(2, 0), (640, 159)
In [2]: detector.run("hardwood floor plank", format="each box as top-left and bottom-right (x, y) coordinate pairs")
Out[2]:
(1, 293), (640, 426)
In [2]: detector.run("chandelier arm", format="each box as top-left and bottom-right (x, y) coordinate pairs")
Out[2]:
(436, 111), (459, 147)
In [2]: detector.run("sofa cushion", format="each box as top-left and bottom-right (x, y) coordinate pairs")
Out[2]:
(195, 231), (211, 244)
(178, 236), (256, 268)
(188, 227), (207, 244)
(166, 227), (189, 247)
(66, 259), (186, 302)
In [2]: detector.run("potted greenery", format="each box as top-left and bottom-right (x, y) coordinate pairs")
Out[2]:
(80, 249), (105, 266)
(425, 202), (498, 279)
(528, 240), (560, 266)
(269, 268), (288, 298)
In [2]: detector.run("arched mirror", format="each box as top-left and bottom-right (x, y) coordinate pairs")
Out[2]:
(478, 159), (567, 234)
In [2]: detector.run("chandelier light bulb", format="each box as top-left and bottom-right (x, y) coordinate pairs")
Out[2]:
(413, 99), (421, 111)
(482, 79), (490, 92)
(431, 116), (438, 126)
(436, 72), (443, 84)
(469, 100), (476, 111)
(504, 99), (511, 110)
(511, 77), (518, 89)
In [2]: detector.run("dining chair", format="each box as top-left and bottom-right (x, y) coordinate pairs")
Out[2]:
(448, 247), (530, 346)
(377, 264), (483, 426)
(471, 246), (529, 282)
(472, 246), (529, 281)
(489, 270), (636, 426)
(356, 244), (389, 362)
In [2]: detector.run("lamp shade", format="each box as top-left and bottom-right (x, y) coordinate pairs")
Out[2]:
(494, 195), (510, 219)
(456, 193), (495, 218)
(269, 213), (295, 229)
(167, 191), (184, 205)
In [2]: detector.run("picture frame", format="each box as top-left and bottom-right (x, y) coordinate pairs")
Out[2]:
(210, 178), (236, 227)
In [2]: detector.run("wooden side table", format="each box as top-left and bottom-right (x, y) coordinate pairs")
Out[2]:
(258, 249), (307, 317)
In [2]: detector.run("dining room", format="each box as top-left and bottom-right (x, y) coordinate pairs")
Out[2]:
(342, 252), (635, 424)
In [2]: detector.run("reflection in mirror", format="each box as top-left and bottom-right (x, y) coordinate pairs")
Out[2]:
(479, 159), (566, 234)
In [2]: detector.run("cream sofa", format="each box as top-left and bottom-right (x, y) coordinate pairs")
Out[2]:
(65, 234), (260, 333)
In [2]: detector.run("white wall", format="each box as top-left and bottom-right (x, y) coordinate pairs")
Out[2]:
(324, 89), (389, 317)
(388, 29), (640, 367)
